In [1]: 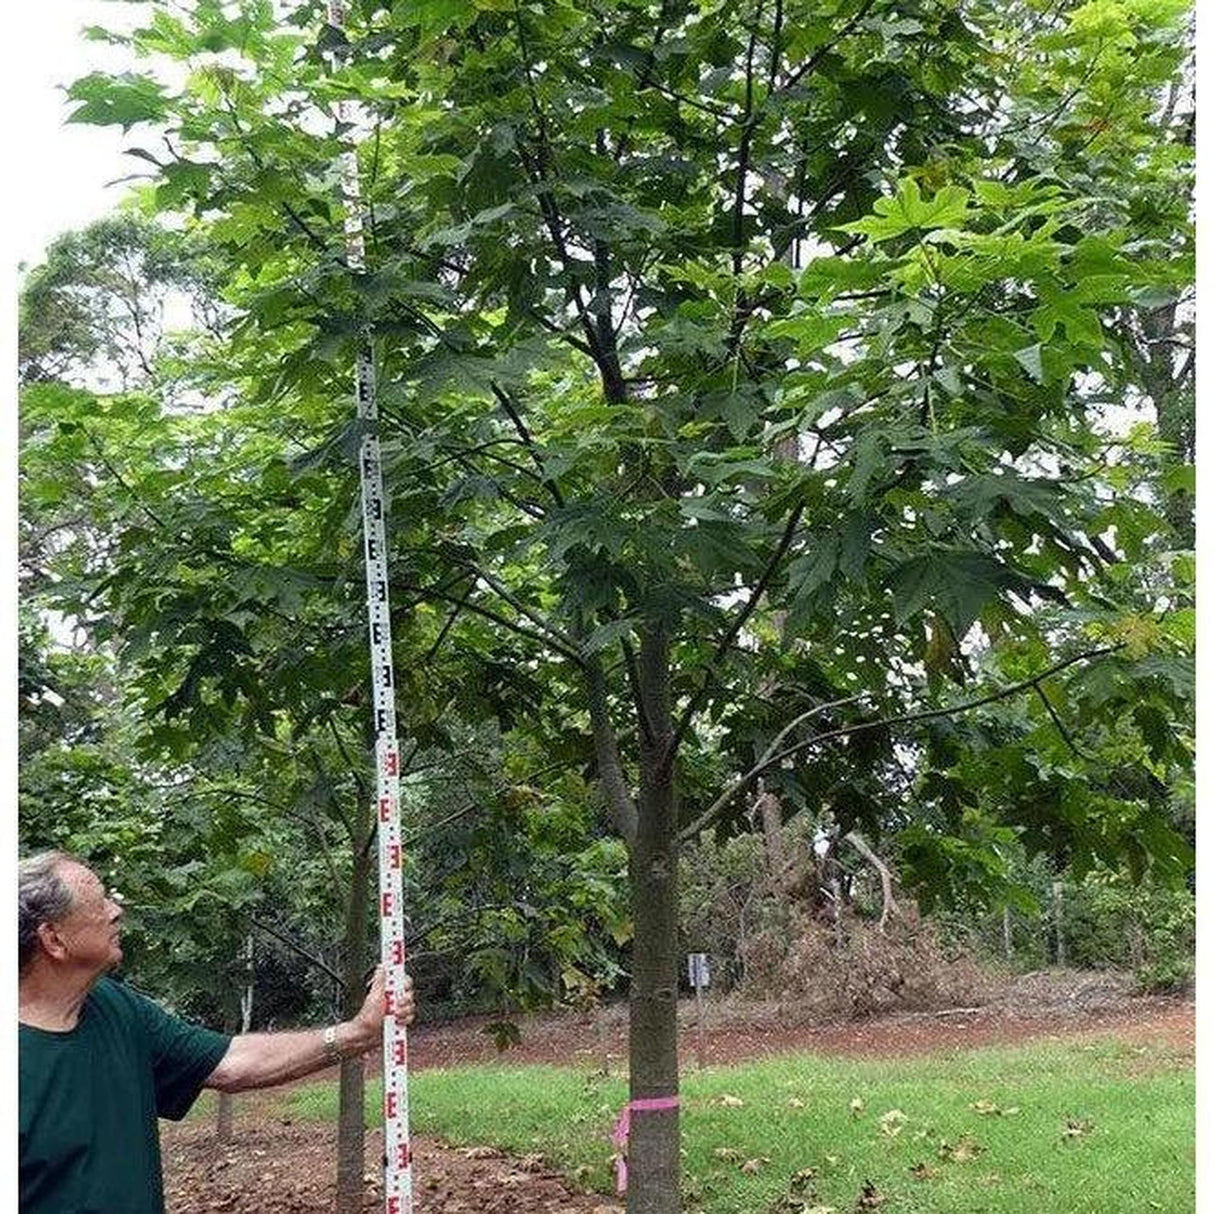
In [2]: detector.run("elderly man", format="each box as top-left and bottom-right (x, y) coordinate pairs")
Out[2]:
(18, 850), (414, 1213)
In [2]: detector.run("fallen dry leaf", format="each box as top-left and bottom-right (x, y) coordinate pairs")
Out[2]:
(718, 1094), (746, 1108)
(1062, 1118), (1094, 1139)
(909, 1161), (941, 1182)
(713, 1147), (743, 1161)
(787, 1097), (807, 1109)
(938, 1135), (983, 1163)
(739, 1156), (771, 1174)
(878, 1109), (908, 1137)
(849, 1097), (865, 1117)
(854, 1180), (886, 1209)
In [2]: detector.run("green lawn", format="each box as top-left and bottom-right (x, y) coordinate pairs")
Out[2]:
(280, 1034), (1193, 1213)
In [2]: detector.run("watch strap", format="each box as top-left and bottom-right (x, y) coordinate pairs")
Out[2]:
(322, 1023), (341, 1063)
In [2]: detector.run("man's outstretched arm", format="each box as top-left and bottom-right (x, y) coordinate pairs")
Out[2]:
(204, 967), (413, 1093)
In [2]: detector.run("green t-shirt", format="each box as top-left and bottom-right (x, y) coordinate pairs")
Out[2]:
(19, 976), (232, 1214)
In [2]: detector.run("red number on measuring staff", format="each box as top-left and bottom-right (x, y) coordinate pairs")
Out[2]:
(387, 1198), (400, 1214)
(392, 1038), (407, 1066)
(383, 750), (399, 776)
(379, 797), (393, 822)
(396, 1142), (411, 1169)
(386, 1090), (398, 1119)
(389, 843), (402, 869)
(381, 892), (393, 917)
(389, 938), (404, 966)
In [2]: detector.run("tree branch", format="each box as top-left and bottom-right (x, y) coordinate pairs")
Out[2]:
(403, 579), (586, 666)
(423, 579), (476, 663)
(665, 501), (805, 768)
(1033, 683), (1095, 761)
(778, 0), (879, 93)
(844, 830), (897, 934)
(680, 643), (1125, 839)
(249, 915), (344, 986)
(585, 658), (639, 845)
(731, 4), (765, 278)
(83, 429), (168, 531)
(510, 2), (614, 384)
(465, 563), (583, 654)
(490, 383), (565, 507)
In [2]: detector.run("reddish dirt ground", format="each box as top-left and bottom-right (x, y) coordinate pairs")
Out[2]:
(161, 973), (1193, 1214)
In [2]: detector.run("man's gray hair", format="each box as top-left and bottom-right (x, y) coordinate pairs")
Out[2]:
(18, 851), (78, 972)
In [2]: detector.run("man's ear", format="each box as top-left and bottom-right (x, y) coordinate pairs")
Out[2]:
(36, 920), (70, 962)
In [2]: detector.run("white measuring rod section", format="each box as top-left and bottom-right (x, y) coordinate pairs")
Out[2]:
(326, 3), (413, 1211)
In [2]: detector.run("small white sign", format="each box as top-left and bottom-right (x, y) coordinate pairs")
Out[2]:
(687, 953), (710, 989)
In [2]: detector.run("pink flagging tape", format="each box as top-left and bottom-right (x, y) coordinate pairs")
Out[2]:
(611, 1096), (680, 1193)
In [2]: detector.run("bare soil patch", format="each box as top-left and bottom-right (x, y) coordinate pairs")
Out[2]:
(162, 969), (1192, 1214)
(162, 1123), (620, 1213)
(393, 968), (1193, 1072)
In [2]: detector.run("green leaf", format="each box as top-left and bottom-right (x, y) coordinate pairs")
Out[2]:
(787, 538), (838, 601)
(840, 178), (973, 242)
(887, 552), (1044, 636)
(798, 256), (888, 299)
(66, 73), (169, 131)
(580, 618), (636, 656)
(1013, 344), (1045, 384)
(1031, 280), (1105, 347)
(838, 512), (875, 582)
(761, 311), (847, 353)
(1160, 464), (1195, 496)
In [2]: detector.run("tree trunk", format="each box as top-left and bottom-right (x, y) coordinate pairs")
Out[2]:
(1051, 879), (1066, 967)
(1127, 915), (1145, 971)
(215, 1087), (235, 1144)
(753, 782), (787, 890)
(216, 934), (255, 1144)
(596, 1004), (611, 1077)
(336, 811), (374, 1214)
(627, 626), (681, 1214)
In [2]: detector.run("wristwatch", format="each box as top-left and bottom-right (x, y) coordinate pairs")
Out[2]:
(323, 1024), (341, 1063)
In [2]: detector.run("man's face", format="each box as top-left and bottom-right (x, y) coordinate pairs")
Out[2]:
(47, 863), (125, 974)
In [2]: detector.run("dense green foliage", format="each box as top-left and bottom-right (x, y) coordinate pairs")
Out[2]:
(44, 0), (1194, 921)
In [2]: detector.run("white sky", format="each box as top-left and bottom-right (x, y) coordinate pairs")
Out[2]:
(10, 1), (149, 273)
